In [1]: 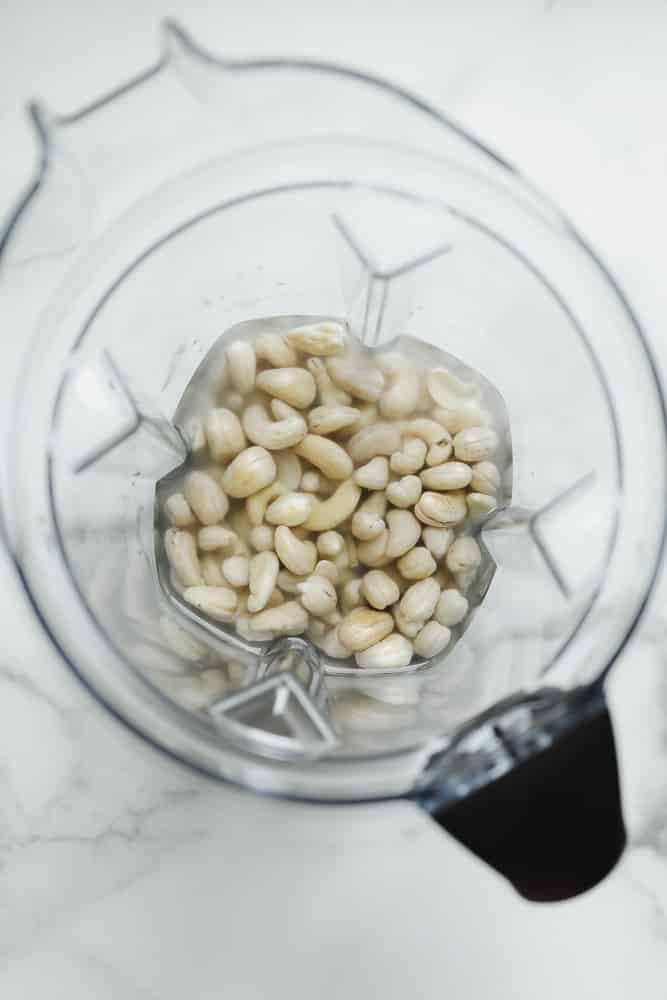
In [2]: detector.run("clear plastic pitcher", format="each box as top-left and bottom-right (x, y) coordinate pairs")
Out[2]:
(1, 22), (665, 901)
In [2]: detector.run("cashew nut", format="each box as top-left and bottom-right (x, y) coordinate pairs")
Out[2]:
(303, 479), (362, 532)
(249, 601), (309, 635)
(242, 401), (307, 451)
(308, 404), (360, 435)
(164, 493), (196, 528)
(295, 434), (354, 480)
(222, 446), (277, 499)
(274, 525), (318, 576)
(355, 633), (413, 669)
(390, 437), (428, 476)
(275, 451), (303, 491)
(287, 321), (346, 356)
(247, 551), (280, 613)
(164, 529), (203, 587)
(347, 424), (402, 465)
(204, 408), (247, 462)
(306, 357), (352, 405)
(338, 607), (394, 652)
(354, 456), (390, 490)
(378, 355), (421, 419)
(184, 471), (229, 525)
(326, 357), (385, 402)
(225, 341), (256, 395)
(256, 367), (317, 409)
(255, 332), (298, 368)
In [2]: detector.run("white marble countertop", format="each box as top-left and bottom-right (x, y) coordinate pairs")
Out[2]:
(2, 1), (667, 996)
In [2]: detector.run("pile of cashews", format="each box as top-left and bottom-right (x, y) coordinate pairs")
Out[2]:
(161, 321), (503, 670)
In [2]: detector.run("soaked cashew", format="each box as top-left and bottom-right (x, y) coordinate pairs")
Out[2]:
(470, 460), (500, 496)
(433, 403), (488, 435)
(246, 481), (286, 526)
(250, 524), (273, 552)
(355, 634), (413, 669)
(339, 403), (378, 438)
(415, 491), (467, 527)
(422, 526), (454, 561)
(222, 446), (277, 498)
(399, 577), (441, 625)
(303, 479), (362, 532)
(413, 621), (451, 658)
(393, 604), (421, 639)
(226, 341), (256, 395)
(351, 509), (386, 542)
(308, 404), (360, 435)
(453, 426), (499, 463)
(426, 441), (453, 467)
(256, 367), (317, 409)
(434, 588), (469, 627)
(295, 434), (354, 480)
(222, 555), (250, 589)
(397, 547), (436, 581)
(406, 419), (451, 447)
(446, 536), (482, 574)
(249, 601), (309, 636)
(301, 470), (324, 493)
(362, 570), (400, 610)
(255, 332), (298, 368)
(378, 355), (421, 419)
(341, 577), (366, 613)
(359, 491), (388, 518)
(315, 627), (353, 659)
(286, 321), (346, 356)
(326, 357), (385, 402)
(183, 585), (238, 622)
(347, 424), (402, 465)
(265, 492), (315, 527)
(275, 451), (303, 491)
(306, 357), (352, 406)
(183, 417), (207, 455)
(316, 531), (344, 559)
(198, 525), (238, 554)
(201, 553), (226, 587)
(314, 560), (339, 583)
(420, 461), (472, 491)
(247, 551), (280, 613)
(242, 401), (307, 451)
(297, 574), (338, 617)
(427, 368), (481, 409)
(386, 475), (422, 508)
(184, 471), (229, 526)
(356, 528), (390, 568)
(467, 492), (497, 517)
(338, 607), (394, 652)
(274, 525), (318, 576)
(164, 529), (203, 587)
(354, 456), (390, 490)
(164, 493), (196, 528)
(390, 437), (428, 476)
(385, 510), (421, 561)
(205, 408), (246, 462)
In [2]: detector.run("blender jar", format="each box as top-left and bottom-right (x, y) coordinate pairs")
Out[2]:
(1, 21), (665, 901)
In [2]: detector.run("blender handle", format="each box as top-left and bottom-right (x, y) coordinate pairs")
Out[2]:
(423, 687), (626, 902)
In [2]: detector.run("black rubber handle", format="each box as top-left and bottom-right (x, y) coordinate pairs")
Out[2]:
(429, 693), (626, 901)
